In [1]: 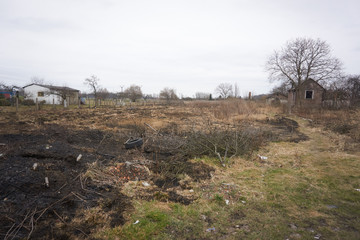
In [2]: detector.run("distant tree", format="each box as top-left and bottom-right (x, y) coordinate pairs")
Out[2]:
(215, 83), (233, 99)
(30, 76), (45, 84)
(159, 88), (178, 101)
(124, 85), (143, 102)
(343, 75), (360, 106)
(234, 83), (240, 98)
(45, 85), (78, 105)
(271, 82), (290, 96)
(97, 88), (110, 100)
(84, 75), (100, 107)
(266, 38), (343, 105)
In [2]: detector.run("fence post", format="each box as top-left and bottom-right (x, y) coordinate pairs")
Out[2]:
(16, 97), (19, 112)
(36, 98), (39, 111)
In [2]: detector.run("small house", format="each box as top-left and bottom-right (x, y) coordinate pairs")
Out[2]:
(266, 93), (288, 105)
(288, 78), (325, 108)
(23, 84), (80, 105)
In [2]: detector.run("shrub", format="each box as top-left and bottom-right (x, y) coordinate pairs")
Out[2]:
(182, 123), (265, 165)
(0, 98), (11, 106)
(22, 99), (35, 106)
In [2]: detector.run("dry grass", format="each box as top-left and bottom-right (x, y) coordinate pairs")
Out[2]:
(189, 99), (281, 121)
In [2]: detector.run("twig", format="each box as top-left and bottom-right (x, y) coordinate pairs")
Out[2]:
(26, 208), (37, 240)
(35, 193), (72, 222)
(53, 210), (89, 238)
(4, 223), (15, 240)
(71, 191), (86, 202)
(144, 123), (159, 134)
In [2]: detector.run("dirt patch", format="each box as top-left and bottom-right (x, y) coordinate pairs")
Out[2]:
(261, 116), (309, 143)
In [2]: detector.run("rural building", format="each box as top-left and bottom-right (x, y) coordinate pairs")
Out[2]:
(0, 89), (14, 99)
(23, 84), (80, 105)
(288, 78), (325, 108)
(266, 93), (288, 105)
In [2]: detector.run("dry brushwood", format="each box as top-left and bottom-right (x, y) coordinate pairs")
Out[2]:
(181, 123), (264, 165)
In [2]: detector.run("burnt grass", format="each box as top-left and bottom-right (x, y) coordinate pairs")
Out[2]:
(0, 108), (307, 239)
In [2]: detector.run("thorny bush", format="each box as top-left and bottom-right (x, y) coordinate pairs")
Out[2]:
(181, 122), (265, 166)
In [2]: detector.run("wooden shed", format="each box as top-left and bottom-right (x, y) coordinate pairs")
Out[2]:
(288, 78), (325, 108)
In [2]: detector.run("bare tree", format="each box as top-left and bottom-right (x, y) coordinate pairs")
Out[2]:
(215, 83), (233, 99)
(342, 75), (360, 106)
(159, 87), (178, 101)
(30, 76), (45, 84)
(266, 38), (343, 104)
(271, 82), (290, 96)
(46, 85), (78, 105)
(124, 85), (143, 102)
(234, 83), (240, 98)
(97, 88), (109, 100)
(84, 75), (100, 107)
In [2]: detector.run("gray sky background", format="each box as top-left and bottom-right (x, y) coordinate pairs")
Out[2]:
(1, 0), (359, 97)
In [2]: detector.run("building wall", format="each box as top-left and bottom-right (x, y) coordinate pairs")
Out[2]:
(24, 85), (61, 104)
(298, 81), (324, 107)
(288, 80), (325, 108)
(68, 91), (79, 105)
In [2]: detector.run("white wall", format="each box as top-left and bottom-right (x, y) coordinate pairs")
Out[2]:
(24, 85), (61, 104)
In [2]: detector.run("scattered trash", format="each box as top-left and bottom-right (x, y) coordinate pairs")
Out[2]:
(257, 154), (268, 160)
(133, 220), (140, 225)
(241, 200), (246, 204)
(189, 189), (194, 193)
(45, 144), (52, 150)
(124, 137), (143, 149)
(314, 233), (322, 239)
(225, 199), (230, 205)
(142, 181), (151, 187)
(355, 189), (360, 192)
(235, 225), (240, 228)
(76, 154), (82, 162)
(206, 227), (216, 232)
(326, 205), (337, 209)
(45, 177), (49, 187)
(0, 153), (3, 157)
(0, 143), (6, 146)
(32, 163), (38, 170)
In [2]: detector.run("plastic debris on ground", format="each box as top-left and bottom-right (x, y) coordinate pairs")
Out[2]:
(142, 181), (151, 187)
(206, 227), (216, 232)
(257, 154), (268, 160)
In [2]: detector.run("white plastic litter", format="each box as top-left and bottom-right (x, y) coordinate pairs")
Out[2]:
(133, 220), (140, 225)
(142, 182), (151, 187)
(45, 177), (49, 187)
(257, 154), (268, 160)
(76, 154), (82, 162)
(355, 189), (360, 192)
(33, 163), (38, 170)
(225, 199), (230, 205)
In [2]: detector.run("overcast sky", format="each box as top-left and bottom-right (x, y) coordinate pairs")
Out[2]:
(1, 0), (359, 97)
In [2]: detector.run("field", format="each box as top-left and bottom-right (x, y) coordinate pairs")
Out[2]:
(0, 100), (359, 239)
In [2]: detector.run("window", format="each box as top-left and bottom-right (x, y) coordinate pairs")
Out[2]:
(38, 92), (44, 97)
(305, 90), (313, 99)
